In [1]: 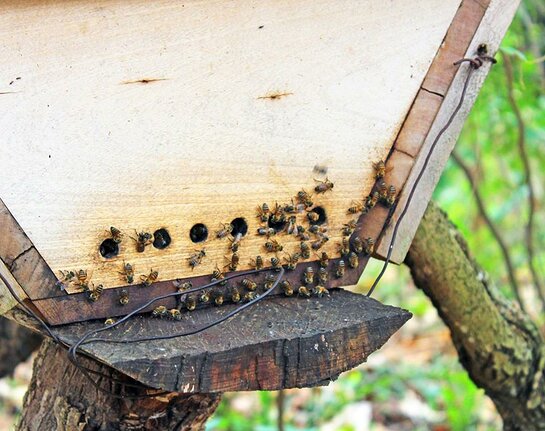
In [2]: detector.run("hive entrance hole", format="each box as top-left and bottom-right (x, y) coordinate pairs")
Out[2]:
(99, 239), (119, 259)
(190, 223), (208, 243)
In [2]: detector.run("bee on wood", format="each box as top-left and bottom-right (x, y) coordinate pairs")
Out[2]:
(281, 280), (294, 296)
(335, 260), (346, 278)
(199, 290), (211, 304)
(338, 237), (350, 257)
(88, 284), (104, 302)
(373, 160), (386, 179)
(119, 262), (134, 284)
(377, 180), (388, 199)
(296, 190), (314, 208)
(109, 226), (123, 243)
(185, 295), (197, 311)
(307, 211), (320, 223)
(250, 255), (264, 270)
(341, 220), (358, 237)
(256, 203), (270, 222)
(188, 249), (206, 269)
(303, 266), (314, 285)
(347, 201), (364, 214)
(264, 274), (277, 290)
(385, 185), (397, 207)
(224, 252), (239, 271)
(229, 233), (243, 252)
(231, 287), (241, 303)
(318, 267), (328, 285)
(283, 253), (300, 271)
(257, 227), (276, 237)
(363, 237), (375, 255)
(74, 269), (91, 292)
(141, 269), (158, 287)
(132, 231), (153, 253)
(314, 285), (329, 297)
(119, 289), (129, 305)
(286, 216), (297, 235)
(365, 192), (380, 210)
(104, 318), (116, 326)
(311, 236), (329, 250)
(348, 252), (359, 269)
(56, 270), (75, 291)
(309, 225), (328, 235)
(169, 308), (182, 320)
(211, 265), (226, 285)
(297, 230), (311, 241)
(152, 305), (168, 317)
(298, 286), (311, 298)
(269, 203), (286, 224)
(242, 278), (258, 291)
(243, 291), (258, 302)
(264, 239), (283, 253)
(216, 223), (233, 239)
(317, 251), (329, 268)
(270, 257), (281, 272)
(213, 290), (224, 306)
(300, 241), (311, 259)
(351, 238), (363, 254)
(175, 280), (193, 292)
(314, 177), (334, 194)
(283, 200), (297, 214)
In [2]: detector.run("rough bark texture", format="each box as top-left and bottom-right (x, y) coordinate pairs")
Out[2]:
(17, 339), (221, 431)
(406, 201), (545, 431)
(0, 316), (42, 377)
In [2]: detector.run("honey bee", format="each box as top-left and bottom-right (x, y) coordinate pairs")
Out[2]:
(152, 305), (168, 317)
(243, 291), (258, 302)
(314, 177), (334, 193)
(313, 285), (329, 297)
(211, 265), (226, 285)
(225, 252), (240, 271)
(284, 253), (300, 270)
(351, 237), (364, 254)
(309, 224), (328, 235)
(281, 280), (294, 296)
(298, 286), (311, 298)
(286, 216), (297, 235)
(264, 274), (277, 290)
(213, 290), (224, 306)
(242, 278), (258, 291)
(300, 241), (311, 259)
(188, 249), (206, 269)
(257, 227), (276, 237)
(296, 190), (314, 208)
(119, 289), (129, 305)
(109, 226), (123, 243)
(385, 185), (397, 207)
(270, 203), (286, 224)
(317, 251), (329, 268)
(303, 266), (314, 285)
(318, 267), (328, 284)
(307, 211), (319, 223)
(373, 160), (386, 179)
(270, 257), (281, 271)
(74, 269), (91, 291)
(250, 255), (264, 270)
(104, 318), (116, 326)
(88, 284), (103, 302)
(185, 295), (197, 311)
(283, 200), (297, 214)
(311, 236), (329, 250)
(348, 252), (359, 269)
(377, 180), (388, 199)
(256, 203), (270, 222)
(347, 201), (364, 214)
(119, 262), (134, 284)
(338, 237), (350, 257)
(363, 237), (375, 255)
(199, 290), (211, 304)
(141, 269), (159, 287)
(175, 280), (193, 292)
(335, 260), (346, 278)
(341, 220), (358, 237)
(231, 287), (241, 303)
(56, 270), (75, 291)
(365, 192), (380, 210)
(216, 223), (233, 239)
(132, 231), (153, 253)
(264, 239), (283, 253)
(297, 230), (311, 241)
(169, 308), (182, 320)
(229, 233), (243, 252)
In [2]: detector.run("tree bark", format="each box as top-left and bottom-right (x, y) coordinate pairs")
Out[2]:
(405, 201), (545, 431)
(0, 316), (42, 378)
(17, 339), (221, 431)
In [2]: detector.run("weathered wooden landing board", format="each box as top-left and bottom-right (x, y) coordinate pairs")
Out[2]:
(7, 289), (412, 392)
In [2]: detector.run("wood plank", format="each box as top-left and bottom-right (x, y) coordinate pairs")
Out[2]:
(0, 259), (25, 315)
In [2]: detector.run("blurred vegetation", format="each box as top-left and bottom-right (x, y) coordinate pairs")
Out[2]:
(208, 2), (545, 430)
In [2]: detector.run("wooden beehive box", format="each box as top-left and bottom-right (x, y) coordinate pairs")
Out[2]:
(0, 0), (518, 392)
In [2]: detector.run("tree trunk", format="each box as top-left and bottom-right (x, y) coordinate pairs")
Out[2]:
(405, 201), (545, 430)
(0, 317), (42, 378)
(17, 339), (221, 431)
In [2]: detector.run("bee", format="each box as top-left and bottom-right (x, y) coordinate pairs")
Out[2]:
(314, 285), (329, 297)
(264, 239), (283, 253)
(229, 233), (243, 252)
(231, 287), (242, 303)
(309, 225), (327, 235)
(199, 290), (211, 304)
(307, 211), (319, 223)
(377, 180), (388, 199)
(318, 267), (328, 285)
(298, 286), (311, 298)
(216, 223), (233, 239)
(264, 274), (277, 290)
(286, 216), (297, 235)
(365, 192), (380, 210)
(269, 203), (285, 224)
(225, 252), (239, 271)
(363, 237), (375, 255)
(74, 269), (91, 291)
(152, 305), (168, 317)
(257, 227), (276, 237)
(284, 253), (300, 271)
(185, 295), (197, 311)
(385, 185), (397, 207)
(141, 269), (159, 287)
(348, 252), (359, 269)
(242, 278), (258, 291)
(56, 270), (75, 291)
(303, 266), (314, 285)
(314, 177), (334, 193)
(311, 236), (329, 250)
(317, 251), (329, 268)
(347, 201), (364, 214)
(169, 308), (182, 320)
(296, 190), (313, 208)
(297, 230), (311, 241)
(270, 256), (281, 271)
(373, 160), (386, 179)
(341, 220), (358, 237)
(335, 260), (346, 278)
(88, 284), (103, 302)
(104, 318), (116, 326)
(213, 290), (224, 306)
(175, 280), (193, 292)
(281, 280), (294, 296)
(119, 289), (129, 305)
(54, 280), (67, 292)
(300, 241), (311, 259)
(338, 237), (350, 257)
(256, 203), (270, 222)
(132, 231), (153, 252)
(283, 200), (297, 214)
(109, 226), (123, 243)
(250, 255), (264, 270)
(243, 291), (258, 302)
(188, 249), (206, 269)
(211, 265), (226, 285)
(119, 262), (134, 284)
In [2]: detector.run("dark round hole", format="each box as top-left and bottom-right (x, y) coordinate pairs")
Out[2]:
(153, 228), (171, 249)
(99, 238), (119, 259)
(268, 216), (287, 233)
(309, 206), (327, 225)
(230, 217), (248, 237)
(190, 223), (208, 243)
